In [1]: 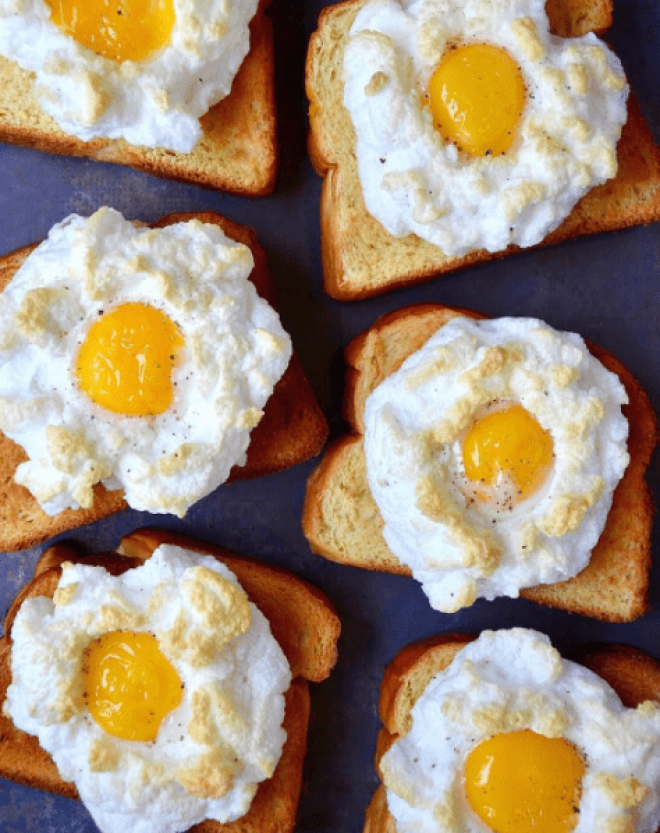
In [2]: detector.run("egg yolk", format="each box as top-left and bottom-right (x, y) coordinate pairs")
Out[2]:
(464, 730), (585, 833)
(428, 43), (526, 157)
(45, 0), (175, 63)
(461, 403), (553, 506)
(83, 630), (182, 742)
(76, 302), (184, 417)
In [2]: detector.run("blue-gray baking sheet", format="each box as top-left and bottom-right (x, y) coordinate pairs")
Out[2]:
(0, 0), (659, 830)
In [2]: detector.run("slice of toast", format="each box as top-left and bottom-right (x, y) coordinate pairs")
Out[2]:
(0, 211), (329, 552)
(305, 0), (660, 300)
(0, 8), (277, 195)
(0, 527), (341, 833)
(363, 633), (660, 833)
(302, 303), (658, 622)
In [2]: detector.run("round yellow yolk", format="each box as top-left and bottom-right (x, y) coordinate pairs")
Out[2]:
(428, 43), (526, 157)
(83, 631), (182, 742)
(464, 730), (585, 833)
(462, 403), (553, 505)
(76, 302), (184, 417)
(45, 0), (175, 63)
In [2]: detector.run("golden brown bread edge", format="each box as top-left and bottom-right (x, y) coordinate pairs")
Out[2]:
(0, 527), (341, 833)
(362, 633), (660, 833)
(305, 0), (660, 300)
(0, 8), (277, 195)
(0, 211), (329, 552)
(302, 303), (659, 622)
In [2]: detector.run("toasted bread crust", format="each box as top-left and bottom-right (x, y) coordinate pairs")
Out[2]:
(302, 303), (658, 622)
(575, 644), (660, 707)
(0, 212), (329, 552)
(364, 635), (660, 833)
(377, 634), (477, 737)
(0, 11), (277, 195)
(0, 530), (340, 833)
(306, 0), (660, 300)
(363, 786), (397, 833)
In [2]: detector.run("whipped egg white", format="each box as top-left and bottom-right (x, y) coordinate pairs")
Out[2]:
(343, 0), (629, 256)
(381, 629), (660, 833)
(5, 544), (292, 833)
(0, 207), (292, 517)
(364, 316), (629, 612)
